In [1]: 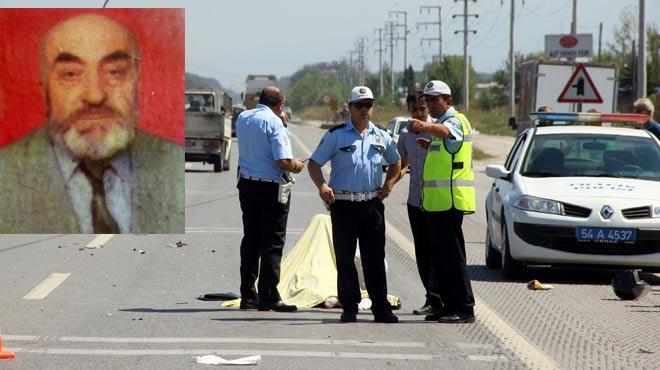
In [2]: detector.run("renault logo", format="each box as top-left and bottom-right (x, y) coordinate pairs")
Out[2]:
(600, 205), (614, 219)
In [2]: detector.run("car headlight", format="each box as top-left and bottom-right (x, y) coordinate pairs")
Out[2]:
(653, 205), (660, 218)
(512, 195), (562, 215)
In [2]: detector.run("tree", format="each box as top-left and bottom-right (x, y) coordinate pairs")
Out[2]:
(424, 55), (478, 106)
(287, 72), (347, 111)
(490, 52), (540, 108)
(402, 65), (415, 94)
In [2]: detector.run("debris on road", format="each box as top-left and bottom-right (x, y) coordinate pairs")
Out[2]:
(527, 280), (554, 290)
(167, 241), (187, 248)
(137, 250), (146, 255)
(195, 354), (261, 366)
(612, 270), (651, 300)
(197, 292), (240, 301)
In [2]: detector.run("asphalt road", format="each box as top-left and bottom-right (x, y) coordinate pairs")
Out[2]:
(0, 120), (658, 370)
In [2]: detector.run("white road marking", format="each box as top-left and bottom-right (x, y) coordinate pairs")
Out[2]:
(22, 273), (71, 300)
(468, 355), (509, 361)
(85, 234), (114, 249)
(40, 336), (423, 348)
(9, 347), (431, 360)
(6, 335), (429, 361)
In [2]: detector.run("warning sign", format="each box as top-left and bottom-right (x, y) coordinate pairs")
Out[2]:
(557, 63), (603, 103)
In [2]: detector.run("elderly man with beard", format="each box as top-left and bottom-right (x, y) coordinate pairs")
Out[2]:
(0, 14), (184, 233)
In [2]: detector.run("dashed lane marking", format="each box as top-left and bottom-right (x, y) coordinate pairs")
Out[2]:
(468, 355), (509, 362)
(22, 273), (71, 300)
(85, 234), (114, 249)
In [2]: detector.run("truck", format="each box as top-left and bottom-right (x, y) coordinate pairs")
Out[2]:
(515, 60), (618, 133)
(185, 89), (232, 172)
(243, 74), (277, 110)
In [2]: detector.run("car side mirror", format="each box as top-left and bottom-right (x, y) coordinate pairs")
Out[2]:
(485, 164), (511, 179)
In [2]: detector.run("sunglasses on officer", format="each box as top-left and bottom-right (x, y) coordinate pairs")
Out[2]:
(351, 100), (374, 109)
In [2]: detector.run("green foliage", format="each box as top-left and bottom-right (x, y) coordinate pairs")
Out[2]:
(490, 52), (541, 108)
(287, 72), (348, 112)
(402, 65), (416, 94)
(424, 56), (478, 105)
(606, 6), (660, 95)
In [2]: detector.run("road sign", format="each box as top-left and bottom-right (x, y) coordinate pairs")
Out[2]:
(557, 64), (603, 103)
(545, 34), (593, 59)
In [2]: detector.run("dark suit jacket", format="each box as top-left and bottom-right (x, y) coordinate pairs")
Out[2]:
(0, 128), (184, 233)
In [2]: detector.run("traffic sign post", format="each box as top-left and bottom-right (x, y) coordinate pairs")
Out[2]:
(557, 63), (603, 112)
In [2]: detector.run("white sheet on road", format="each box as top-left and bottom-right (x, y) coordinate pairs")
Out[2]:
(195, 354), (261, 365)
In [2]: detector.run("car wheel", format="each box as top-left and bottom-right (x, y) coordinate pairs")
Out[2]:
(213, 154), (223, 173)
(501, 217), (526, 280)
(485, 218), (501, 269)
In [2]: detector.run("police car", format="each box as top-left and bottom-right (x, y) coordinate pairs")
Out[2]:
(484, 112), (660, 279)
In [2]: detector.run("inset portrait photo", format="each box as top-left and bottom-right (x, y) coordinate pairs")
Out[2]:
(0, 8), (185, 234)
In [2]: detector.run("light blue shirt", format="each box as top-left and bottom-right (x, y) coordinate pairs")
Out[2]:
(236, 104), (293, 182)
(311, 120), (400, 193)
(433, 106), (464, 154)
(397, 115), (434, 207)
(53, 145), (132, 233)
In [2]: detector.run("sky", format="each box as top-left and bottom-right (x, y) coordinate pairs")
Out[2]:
(1, 0), (658, 92)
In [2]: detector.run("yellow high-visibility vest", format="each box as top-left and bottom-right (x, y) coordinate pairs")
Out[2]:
(421, 112), (476, 213)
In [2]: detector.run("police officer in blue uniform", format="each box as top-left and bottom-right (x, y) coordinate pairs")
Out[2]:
(308, 86), (401, 323)
(236, 87), (305, 312)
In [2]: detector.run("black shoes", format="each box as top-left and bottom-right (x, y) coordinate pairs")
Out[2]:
(373, 311), (399, 323)
(257, 301), (297, 312)
(436, 311), (475, 324)
(239, 298), (259, 310)
(424, 311), (443, 321)
(340, 310), (357, 323)
(413, 304), (439, 315)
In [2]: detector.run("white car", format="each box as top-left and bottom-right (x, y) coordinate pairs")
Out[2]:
(484, 115), (660, 279)
(385, 116), (410, 144)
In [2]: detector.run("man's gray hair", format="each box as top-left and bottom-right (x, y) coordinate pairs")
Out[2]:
(633, 97), (655, 115)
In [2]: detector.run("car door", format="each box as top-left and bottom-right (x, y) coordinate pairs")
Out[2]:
(490, 133), (528, 247)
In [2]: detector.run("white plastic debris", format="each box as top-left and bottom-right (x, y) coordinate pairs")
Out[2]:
(195, 354), (261, 366)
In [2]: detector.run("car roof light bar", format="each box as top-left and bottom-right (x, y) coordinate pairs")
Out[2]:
(529, 112), (650, 125)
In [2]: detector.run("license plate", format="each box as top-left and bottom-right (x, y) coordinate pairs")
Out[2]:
(185, 140), (196, 147)
(575, 227), (637, 243)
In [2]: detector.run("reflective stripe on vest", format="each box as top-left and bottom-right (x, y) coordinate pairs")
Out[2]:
(422, 112), (476, 214)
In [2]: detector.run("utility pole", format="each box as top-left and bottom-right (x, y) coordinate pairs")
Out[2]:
(453, 0), (478, 111)
(356, 37), (367, 85)
(598, 22), (603, 62)
(508, 0), (515, 126)
(348, 50), (354, 86)
(419, 5), (442, 63)
(569, 0), (577, 62)
(375, 28), (385, 96)
(637, 0), (647, 99)
(390, 11), (408, 71)
(385, 21), (395, 95)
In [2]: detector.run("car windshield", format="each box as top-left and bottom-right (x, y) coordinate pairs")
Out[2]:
(520, 133), (660, 181)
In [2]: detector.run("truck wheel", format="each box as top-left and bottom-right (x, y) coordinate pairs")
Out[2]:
(223, 151), (230, 171)
(213, 155), (223, 173)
